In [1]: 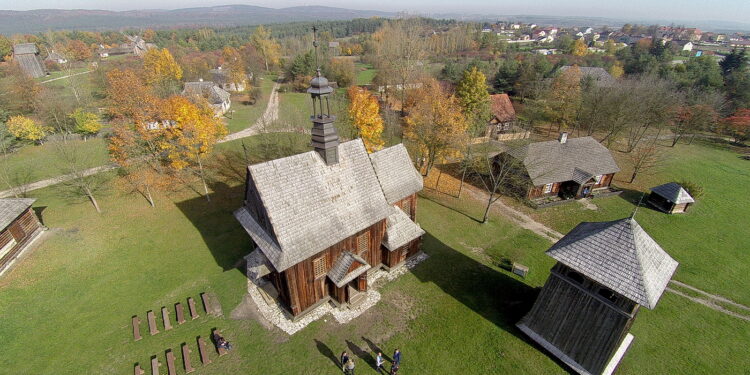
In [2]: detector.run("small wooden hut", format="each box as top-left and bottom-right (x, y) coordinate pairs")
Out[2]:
(647, 182), (695, 214)
(517, 218), (678, 375)
(0, 198), (43, 275)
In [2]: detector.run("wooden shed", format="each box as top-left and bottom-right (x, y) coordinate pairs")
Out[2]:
(647, 182), (695, 214)
(517, 218), (678, 375)
(0, 198), (43, 275)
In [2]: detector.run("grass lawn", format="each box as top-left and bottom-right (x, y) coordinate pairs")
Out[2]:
(224, 76), (275, 134)
(0, 134), (748, 374)
(355, 63), (377, 86)
(1, 138), (110, 188)
(505, 139), (750, 306)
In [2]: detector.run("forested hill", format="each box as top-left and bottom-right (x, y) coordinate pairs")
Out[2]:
(0, 5), (395, 35)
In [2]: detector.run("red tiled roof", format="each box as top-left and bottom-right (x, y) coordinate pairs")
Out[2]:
(490, 94), (517, 123)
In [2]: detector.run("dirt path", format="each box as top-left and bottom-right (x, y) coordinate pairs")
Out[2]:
(666, 280), (750, 321)
(220, 82), (280, 143)
(39, 70), (93, 84)
(0, 164), (117, 198)
(462, 184), (564, 242)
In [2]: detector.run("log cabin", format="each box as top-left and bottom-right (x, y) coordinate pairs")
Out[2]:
(234, 70), (424, 318)
(0, 198), (43, 275)
(501, 133), (620, 201)
(647, 182), (695, 214)
(517, 218), (678, 375)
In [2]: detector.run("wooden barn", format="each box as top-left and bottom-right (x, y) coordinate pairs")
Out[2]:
(647, 182), (695, 214)
(0, 199), (43, 276)
(13, 43), (47, 78)
(517, 218), (678, 375)
(501, 133), (620, 201)
(234, 70), (424, 318)
(486, 94), (528, 141)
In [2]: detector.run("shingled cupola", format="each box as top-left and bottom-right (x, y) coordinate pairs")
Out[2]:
(308, 26), (340, 166)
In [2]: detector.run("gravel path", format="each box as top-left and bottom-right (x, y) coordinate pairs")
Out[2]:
(0, 164), (117, 198)
(39, 70), (93, 84)
(220, 82), (280, 143)
(666, 280), (750, 321)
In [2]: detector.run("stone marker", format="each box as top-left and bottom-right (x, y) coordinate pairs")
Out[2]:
(200, 293), (211, 314)
(201, 292), (223, 317)
(187, 297), (199, 320)
(165, 349), (177, 375)
(197, 337), (212, 365)
(175, 303), (186, 324)
(132, 316), (142, 341)
(134, 363), (144, 375)
(181, 343), (195, 373)
(150, 356), (161, 375)
(512, 262), (529, 278)
(161, 307), (172, 331)
(147, 310), (159, 335)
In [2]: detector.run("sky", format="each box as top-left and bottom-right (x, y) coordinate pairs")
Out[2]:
(1, 0), (749, 24)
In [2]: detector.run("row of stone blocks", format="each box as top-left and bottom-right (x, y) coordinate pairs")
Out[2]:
(133, 333), (229, 375)
(132, 293), (216, 340)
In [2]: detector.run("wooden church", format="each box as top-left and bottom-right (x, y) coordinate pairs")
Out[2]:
(517, 217), (678, 375)
(234, 49), (424, 317)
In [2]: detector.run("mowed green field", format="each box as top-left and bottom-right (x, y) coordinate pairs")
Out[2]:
(0, 135), (748, 374)
(224, 76), (275, 134)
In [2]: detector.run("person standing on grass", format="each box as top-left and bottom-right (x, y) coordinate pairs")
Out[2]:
(376, 352), (386, 373)
(346, 357), (356, 375)
(341, 351), (349, 373)
(393, 349), (401, 367)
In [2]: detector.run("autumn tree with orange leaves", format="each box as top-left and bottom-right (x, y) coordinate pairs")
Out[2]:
(105, 68), (161, 123)
(404, 79), (468, 176)
(722, 108), (750, 144)
(347, 87), (384, 152)
(543, 65), (582, 134)
(222, 46), (248, 90)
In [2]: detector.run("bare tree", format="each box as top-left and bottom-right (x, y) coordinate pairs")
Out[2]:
(54, 141), (108, 213)
(624, 76), (679, 153)
(627, 141), (666, 183)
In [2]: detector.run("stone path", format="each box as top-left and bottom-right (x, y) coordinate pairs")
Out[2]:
(577, 198), (598, 210)
(666, 280), (750, 322)
(39, 70), (93, 84)
(220, 82), (281, 143)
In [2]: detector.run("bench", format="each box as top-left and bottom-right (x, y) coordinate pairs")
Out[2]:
(161, 307), (172, 331)
(188, 297), (199, 320)
(197, 337), (212, 365)
(512, 262), (529, 278)
(134, 363), (144, 375)
(150, 356), (161, 375)
(132, 316), (142, 341)
(181, 343), (195, 373)
(147, 310), (159, 335)
(165, 350), (177, 375)
(175, 303), (186, 324)
(213, 330), (228, 357)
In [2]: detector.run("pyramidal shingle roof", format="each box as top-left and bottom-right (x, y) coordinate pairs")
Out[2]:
(547, 218), (678, 309)
(650, 182), (695, 204)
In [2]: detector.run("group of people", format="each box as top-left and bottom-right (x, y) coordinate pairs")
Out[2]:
(340, 348), (401, 375)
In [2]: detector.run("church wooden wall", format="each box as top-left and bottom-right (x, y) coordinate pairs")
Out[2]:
(281, 220), (386, 316)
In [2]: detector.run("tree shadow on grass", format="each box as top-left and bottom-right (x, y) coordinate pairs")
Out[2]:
(174, 179), (250, 275)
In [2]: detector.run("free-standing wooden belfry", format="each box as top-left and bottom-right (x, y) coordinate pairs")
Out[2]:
(517, 217), (678, 375)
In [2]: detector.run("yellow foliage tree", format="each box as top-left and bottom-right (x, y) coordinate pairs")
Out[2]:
(251, 25), (281, 71)
(6, 115), (48, 144)
(544, 65), (582, 132)
(161, 96), (227, 201)
(222, 46), (248, 89)
(69, 108), (102, 137)
(571, 39), (588, 56)
(347, 87), (384, 152)
(609, 62), (624, 79)
(143, 48), (183, 87)
(404, 79), (468, 176)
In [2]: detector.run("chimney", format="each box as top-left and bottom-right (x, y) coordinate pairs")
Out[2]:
(559, 132), (568, 144)
(307, 26), (339, 166)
